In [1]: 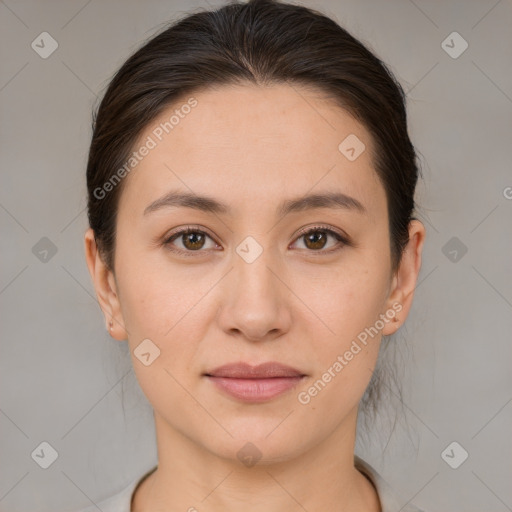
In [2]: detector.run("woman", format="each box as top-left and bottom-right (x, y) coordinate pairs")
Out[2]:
(80, 0), (427, 510)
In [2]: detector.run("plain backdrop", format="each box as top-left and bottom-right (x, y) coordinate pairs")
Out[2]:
(1, 1), (511, 511)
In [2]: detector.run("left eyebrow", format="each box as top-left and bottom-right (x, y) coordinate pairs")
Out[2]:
(277, 190), (367, 217)
(143, 189), (367, 217)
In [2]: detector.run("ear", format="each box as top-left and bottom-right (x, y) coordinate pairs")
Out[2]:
(381, 220), (426, 336)
(84, 228), (127, 341)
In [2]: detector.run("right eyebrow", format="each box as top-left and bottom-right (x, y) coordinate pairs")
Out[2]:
(143, 190), (230, 216)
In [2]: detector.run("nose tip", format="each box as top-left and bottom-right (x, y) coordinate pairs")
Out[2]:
(230, 327), (281, 342)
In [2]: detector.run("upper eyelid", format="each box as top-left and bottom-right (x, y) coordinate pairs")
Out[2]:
(294, 224), (347, 240)
(165, 225), (219, 244)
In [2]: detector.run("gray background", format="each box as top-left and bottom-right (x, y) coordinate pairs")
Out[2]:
(1, 0), (511, 511)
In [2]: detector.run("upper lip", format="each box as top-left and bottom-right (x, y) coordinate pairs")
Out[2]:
(205, 362), (305, 379)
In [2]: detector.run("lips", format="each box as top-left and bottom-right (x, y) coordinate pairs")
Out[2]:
(204, 362), (306, 403)
(205, 362), (305, 379)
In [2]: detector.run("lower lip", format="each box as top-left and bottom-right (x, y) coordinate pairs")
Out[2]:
(206, 376), (304, 403)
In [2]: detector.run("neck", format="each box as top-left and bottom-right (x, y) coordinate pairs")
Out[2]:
(132, 407), (380, 512)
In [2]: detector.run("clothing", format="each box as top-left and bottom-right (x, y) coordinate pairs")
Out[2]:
(68, 455), (425, 512)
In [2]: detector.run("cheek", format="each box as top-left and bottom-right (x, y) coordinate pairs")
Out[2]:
(115, 245), (202, 337)
(298, 260), (389, 347)
(295, 286), (385, 417)
(115, 261), (203, 407)
(294, 258), (389, 397)
(114, 250), (215, 383)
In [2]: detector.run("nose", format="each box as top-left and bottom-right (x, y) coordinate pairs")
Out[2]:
(216, 244), (292, 343)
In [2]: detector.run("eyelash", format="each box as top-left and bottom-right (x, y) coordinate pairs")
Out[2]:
(163, 224), (350, 257)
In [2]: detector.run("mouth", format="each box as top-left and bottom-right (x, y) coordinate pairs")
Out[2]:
(204, 362), (307, 403)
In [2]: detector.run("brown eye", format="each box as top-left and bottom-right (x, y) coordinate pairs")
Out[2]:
(164, 227), (218, 255)
(181, 231), (206, 250)
(292, 226), (348, 253)
(303, 230), (328, 250)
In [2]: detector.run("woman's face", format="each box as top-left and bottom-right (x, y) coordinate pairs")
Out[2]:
(87, 83), (423, 463)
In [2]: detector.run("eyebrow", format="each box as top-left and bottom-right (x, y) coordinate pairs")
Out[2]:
(143, 189), (367, 217)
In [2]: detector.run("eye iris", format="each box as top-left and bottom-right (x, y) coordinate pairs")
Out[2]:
(304, 231), (327, 250)
(183, 232), (205, 250)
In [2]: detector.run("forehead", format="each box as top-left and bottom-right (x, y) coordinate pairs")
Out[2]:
(118, 83), (385, 220)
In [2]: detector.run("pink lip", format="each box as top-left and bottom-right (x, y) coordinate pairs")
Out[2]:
(204, 362), (306, 403)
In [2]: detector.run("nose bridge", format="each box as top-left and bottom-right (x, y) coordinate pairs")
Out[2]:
(233, 234), (280, 305)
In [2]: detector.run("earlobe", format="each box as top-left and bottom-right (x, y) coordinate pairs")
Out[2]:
(380, 267), (404, 336)
(84, 228), (127, 341)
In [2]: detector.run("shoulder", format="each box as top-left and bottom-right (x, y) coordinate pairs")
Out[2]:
(355, 455), (427, 512)
(63, 466), (157, 512)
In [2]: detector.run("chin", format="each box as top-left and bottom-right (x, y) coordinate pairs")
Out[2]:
(202, 422), (312, 466)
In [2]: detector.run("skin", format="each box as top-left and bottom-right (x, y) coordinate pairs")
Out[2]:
(85, 82), (425, 512)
